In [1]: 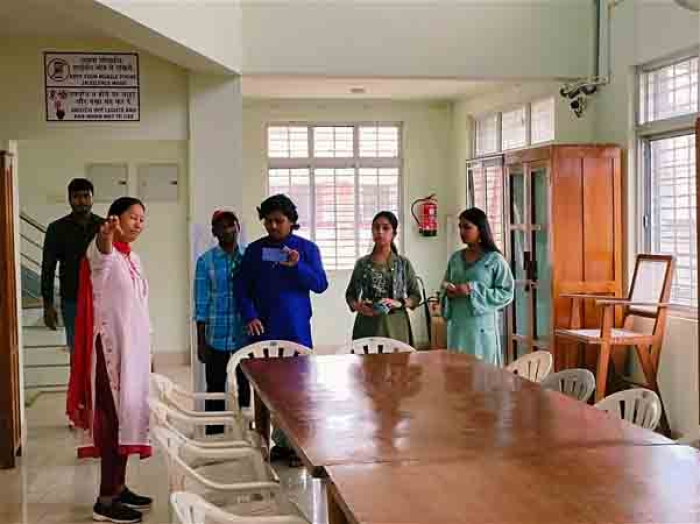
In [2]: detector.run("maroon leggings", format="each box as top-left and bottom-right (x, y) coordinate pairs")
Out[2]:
(95, 337), (127, 498)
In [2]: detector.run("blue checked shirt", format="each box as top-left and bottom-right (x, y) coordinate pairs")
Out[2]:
(194, 245), (247, 352)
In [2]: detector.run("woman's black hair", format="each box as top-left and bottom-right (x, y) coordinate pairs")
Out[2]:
(459, 207), (500, 253)
(257, 194), (300, 231)
(372, 211), (399, 254)
(108, 196), (145, 217)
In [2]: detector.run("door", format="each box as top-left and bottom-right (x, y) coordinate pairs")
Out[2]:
(505, 158), (552, 362)
(0, 151), (21, 468)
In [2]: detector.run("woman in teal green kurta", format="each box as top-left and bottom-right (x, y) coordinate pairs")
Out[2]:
(442, 208), (514, 366)
(346, 211), (421, 345)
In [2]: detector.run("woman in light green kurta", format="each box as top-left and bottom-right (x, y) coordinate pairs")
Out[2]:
(346, 212), (421, 345)
(442, 208), (514, 366)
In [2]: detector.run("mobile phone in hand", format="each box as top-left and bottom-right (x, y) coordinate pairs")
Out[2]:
(262, 247), (289, 263)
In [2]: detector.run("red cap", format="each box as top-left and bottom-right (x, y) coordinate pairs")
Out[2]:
(211, 210), (238, 226)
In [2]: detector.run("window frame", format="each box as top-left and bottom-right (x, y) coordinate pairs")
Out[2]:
(266, 122), (404, 271)
(471, 96), (555, 158)
(637, 51), (700, 313)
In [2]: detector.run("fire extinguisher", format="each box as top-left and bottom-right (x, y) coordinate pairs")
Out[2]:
(411, 194), (438, 237)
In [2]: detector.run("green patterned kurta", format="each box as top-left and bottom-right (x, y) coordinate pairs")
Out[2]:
(345, 253), (421, 345)
(442, 250), (514, 366)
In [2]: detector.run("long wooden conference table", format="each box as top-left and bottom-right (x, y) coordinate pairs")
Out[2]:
(241, 351), (698, 524)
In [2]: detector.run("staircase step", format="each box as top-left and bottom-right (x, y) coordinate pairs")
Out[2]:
(24, 366), (70, 389)
(23, 327), (67, 348)
(24, 346), (70, 367)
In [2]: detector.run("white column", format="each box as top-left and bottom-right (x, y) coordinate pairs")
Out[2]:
(187, 73), (243, 393)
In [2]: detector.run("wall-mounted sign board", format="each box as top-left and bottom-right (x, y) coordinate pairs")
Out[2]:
(44, 52), (140, 122)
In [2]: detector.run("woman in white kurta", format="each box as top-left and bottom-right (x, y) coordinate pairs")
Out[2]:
(67, 197), (152, 524)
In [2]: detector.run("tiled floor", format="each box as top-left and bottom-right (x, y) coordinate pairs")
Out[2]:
(0, 366), (322, 524)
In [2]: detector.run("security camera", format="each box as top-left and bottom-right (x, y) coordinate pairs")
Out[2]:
(559, 80), (599, 100)
(560, 79), (602, 118)
(569, 94), (587, 118)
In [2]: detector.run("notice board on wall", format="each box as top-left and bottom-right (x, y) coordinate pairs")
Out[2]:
(44, 52), (140, 122)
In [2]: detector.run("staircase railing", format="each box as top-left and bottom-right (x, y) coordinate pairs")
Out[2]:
(19, 211), (69, 392)
(19, 211), (59, 302)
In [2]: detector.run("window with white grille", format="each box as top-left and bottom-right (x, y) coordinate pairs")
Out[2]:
(472, 97), (556, 158)
(639, 56), (699, 125)
(645, 133), (697, 308)
(530, 97), (555, 144)
(501, 106), (527, 151)
(475, 114), (499, 157)
(267, 124), (402, 270)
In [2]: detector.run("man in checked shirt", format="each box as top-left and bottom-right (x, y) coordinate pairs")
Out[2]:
(194, 210), (249, 434)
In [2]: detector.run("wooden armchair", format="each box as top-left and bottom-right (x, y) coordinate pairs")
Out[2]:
(555, 255), (674, 430)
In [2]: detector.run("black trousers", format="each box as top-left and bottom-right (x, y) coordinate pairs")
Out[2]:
(205, 347), (251, 434)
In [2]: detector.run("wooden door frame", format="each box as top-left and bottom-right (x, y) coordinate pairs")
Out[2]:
(0, 151), (21, 469)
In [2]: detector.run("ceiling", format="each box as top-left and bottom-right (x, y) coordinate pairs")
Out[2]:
(0, 1), (107, 38)
(241, 76), (507, 101)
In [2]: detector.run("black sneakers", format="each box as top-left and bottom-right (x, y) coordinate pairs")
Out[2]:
(116, 487), (153, 511)
(92, 501), (142, 523)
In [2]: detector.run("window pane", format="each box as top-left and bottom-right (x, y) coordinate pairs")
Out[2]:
(531, 97), (555, 144)
(358, 167), (400, 255)
(267, 123), (402, 270)
(315, 168), (357, 270)
(501, 107), (527, 151)
(267, 126), (308, 158)
(313, 126), (354, 158)
(649, 134), (697, 307)
(640, 57), (699, 124)
(359, 126), (399, 158)
(484, 164), (504, 250)
(475, 114), (499, 156)
(267, 168), (311, 238)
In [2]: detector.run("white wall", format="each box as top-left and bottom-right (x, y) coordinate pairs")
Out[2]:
(1, 36), (193, 357)
(242, 99), (454, 350)
(0, 37), (189, 141)
(17, 139), (190, 356)
(89, 0), (242, 73)
(241, 1), (592, 80)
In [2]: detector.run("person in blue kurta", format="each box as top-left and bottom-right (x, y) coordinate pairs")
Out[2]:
(237, 194), (328, 466)
(237, 194), (328, 348)
(442, 208), (514, 366)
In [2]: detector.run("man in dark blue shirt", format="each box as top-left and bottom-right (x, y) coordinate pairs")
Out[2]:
(41, 178), (103, 352)
(237, 194), (328, 466)
(237, 194), (328, 349)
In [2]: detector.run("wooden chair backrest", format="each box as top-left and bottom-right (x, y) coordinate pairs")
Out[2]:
(622, 254), (675, 336)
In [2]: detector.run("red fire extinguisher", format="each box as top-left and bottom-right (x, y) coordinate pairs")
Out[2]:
(411, 194), (438, 237)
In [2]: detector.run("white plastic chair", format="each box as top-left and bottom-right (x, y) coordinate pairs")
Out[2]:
(171, 491), (309, 524)
(594, 388), (662, 431)
(343, 337), (417, 355)
(540, 368), (596, 402)
(505, 351), (553, 382)
(149, 398), (253, 449)
(151, 373), (238, 420)
(154, 426), (303, 519)
(226, 340), (312, 419)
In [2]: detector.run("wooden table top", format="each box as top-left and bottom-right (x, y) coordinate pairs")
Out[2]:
(241, 351), (673, 475)
(326, 444), (700, 524)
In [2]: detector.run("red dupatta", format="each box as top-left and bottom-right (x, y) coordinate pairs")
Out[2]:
(66, 241), (131, 429)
